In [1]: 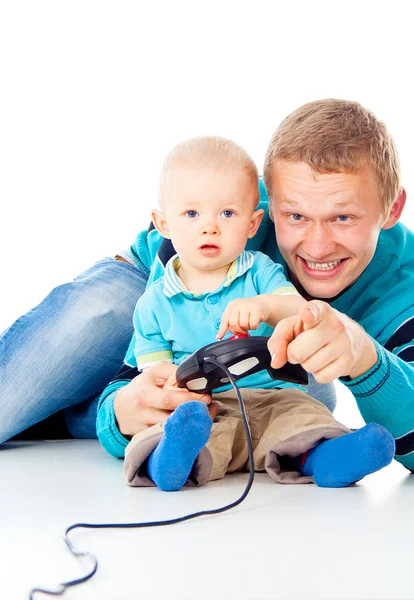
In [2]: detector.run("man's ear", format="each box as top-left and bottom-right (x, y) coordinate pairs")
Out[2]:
(268, 199), (274, 222)
(382, 188), (406, 230)
(151, 209), (171, 239)
(248, 209), (265, 239)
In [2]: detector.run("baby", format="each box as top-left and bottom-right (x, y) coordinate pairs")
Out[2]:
(121, 136), (394, 491)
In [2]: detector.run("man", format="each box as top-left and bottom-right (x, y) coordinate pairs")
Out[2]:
(99, 99), (414, 471)
(2, 99), (413, 472)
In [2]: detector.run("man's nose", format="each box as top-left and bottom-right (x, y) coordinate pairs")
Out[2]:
(301, 225), (336, 259)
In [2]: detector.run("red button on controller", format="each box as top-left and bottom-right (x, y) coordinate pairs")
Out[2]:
(228, 333), (250, 340)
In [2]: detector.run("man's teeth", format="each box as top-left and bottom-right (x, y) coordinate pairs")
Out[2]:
(305, 259), (342, 271)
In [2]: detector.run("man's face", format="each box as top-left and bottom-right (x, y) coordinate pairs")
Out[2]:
(270, 160), (388, 299)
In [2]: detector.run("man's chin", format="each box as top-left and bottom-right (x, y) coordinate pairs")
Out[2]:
(291, 257), (357, 300)
(296, 276), (347, 301)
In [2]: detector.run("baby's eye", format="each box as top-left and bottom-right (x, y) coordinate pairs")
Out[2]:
(185, 210), (198, 218)
(221, 210), (234, 218)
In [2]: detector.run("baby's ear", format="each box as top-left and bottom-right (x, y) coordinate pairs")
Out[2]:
(151, 209), (171, 238)
(248, 208), (265, 238)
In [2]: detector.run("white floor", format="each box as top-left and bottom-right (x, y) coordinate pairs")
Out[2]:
(1, 386), (414, 600)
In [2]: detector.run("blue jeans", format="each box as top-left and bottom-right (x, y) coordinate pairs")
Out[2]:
(0, 257), (336, 443)
(0, 258), (148, 443)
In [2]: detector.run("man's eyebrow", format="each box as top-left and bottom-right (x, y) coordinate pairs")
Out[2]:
(278, 199), (299, 207)
(279, 198), (357, 209)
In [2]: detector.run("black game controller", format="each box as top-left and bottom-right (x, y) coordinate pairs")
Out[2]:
(176, 334), (308, 393)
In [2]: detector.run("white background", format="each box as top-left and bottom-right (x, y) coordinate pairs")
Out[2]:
(1, 0), (413, 426)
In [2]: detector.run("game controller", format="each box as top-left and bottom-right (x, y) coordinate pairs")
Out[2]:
(176, 334), (308, 393)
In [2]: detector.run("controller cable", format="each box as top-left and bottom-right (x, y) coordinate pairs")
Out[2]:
(29, 357), (256, 598)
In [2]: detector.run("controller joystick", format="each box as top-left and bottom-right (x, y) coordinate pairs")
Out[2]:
(176, 335), (308, 393)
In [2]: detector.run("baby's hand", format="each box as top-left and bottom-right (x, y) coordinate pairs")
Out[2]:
(216, 297), (270, 340)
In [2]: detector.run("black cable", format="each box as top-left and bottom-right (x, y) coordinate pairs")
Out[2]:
(29, 357), (255, 598)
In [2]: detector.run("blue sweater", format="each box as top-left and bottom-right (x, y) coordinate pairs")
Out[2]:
(97, 182), (414, 469)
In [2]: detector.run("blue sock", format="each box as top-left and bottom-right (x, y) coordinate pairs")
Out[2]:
(147, 401), (213, 491)
(301, 423), (395, 488)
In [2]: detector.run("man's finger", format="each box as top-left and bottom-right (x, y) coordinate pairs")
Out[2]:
(147, 361), (179, 386)
(268, 315), (297, 368)
(163, 373), (177, 389)
(208, 401), (219, 421)
(270, 343), (288, 369)
(138, 407), (173, 427)
(298, 341), (341, 376)
(146, 386), (211, 411)
(143, 399), (217, 427)
(286, 327), (331, 366)
(310, 357), (349, 384)
(300, 300), (328, 331)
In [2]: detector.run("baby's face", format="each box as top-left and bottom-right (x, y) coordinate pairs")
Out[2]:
(161, 167), (262, 273)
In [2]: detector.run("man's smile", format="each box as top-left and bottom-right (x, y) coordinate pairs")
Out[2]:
(298, 256), (349, 278)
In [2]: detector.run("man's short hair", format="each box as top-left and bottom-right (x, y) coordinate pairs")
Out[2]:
(159, 136), (259, 206)
(263, 99), (401, 216)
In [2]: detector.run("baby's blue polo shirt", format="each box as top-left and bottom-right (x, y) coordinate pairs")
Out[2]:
(131, 250), (301, 391)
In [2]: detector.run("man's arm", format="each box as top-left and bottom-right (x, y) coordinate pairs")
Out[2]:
(96, 363), (213, 458)
(269, 301), (414, 471)
(341, 317), (414, 471)
(96, 291), (174, 457)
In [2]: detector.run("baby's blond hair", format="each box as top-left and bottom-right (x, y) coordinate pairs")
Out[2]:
(159, 136), (259, 206)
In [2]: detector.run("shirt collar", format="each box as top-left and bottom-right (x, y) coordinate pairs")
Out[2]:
(163, 251), (255, 298)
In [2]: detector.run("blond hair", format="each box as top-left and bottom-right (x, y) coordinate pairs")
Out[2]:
(263, 99), (401, 215)
(159, 136), (259, 205)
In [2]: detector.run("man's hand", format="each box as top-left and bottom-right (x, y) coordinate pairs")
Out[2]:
(114, 361), (216, 436)
(216, 297), (271, 340)
(268, 300), (378, 383)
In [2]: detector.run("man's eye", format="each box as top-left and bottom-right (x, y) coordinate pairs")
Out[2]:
(337, 215), (349, 222)
(291, 213), (303, 221)
(185, 210), (198, 218)
(221, 210), (234, 218)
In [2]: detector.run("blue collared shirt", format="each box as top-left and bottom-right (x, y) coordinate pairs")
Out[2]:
(129, 250), (300, 391)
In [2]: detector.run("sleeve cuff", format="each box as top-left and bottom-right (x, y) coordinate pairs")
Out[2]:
(339, 339), (389, 397)
(96, 388), (131, 458)
(339, 339), (397, 418)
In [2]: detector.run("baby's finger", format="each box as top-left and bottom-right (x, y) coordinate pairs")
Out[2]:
(229, 321), (248, 335)
(217, 313), (230, 340)
(248, 309), (262, 330)
(239, 309), (252, 331)
(228, 309), (242, 331)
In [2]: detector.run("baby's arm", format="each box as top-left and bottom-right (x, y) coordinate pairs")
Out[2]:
(217, 293), (305, 339)
(260, 293), (306, 326)
(217, 253), (305, 340)
(133, 292), (174, 370)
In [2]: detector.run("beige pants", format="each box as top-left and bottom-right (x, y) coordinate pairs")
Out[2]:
(124, 388), (350, 487)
